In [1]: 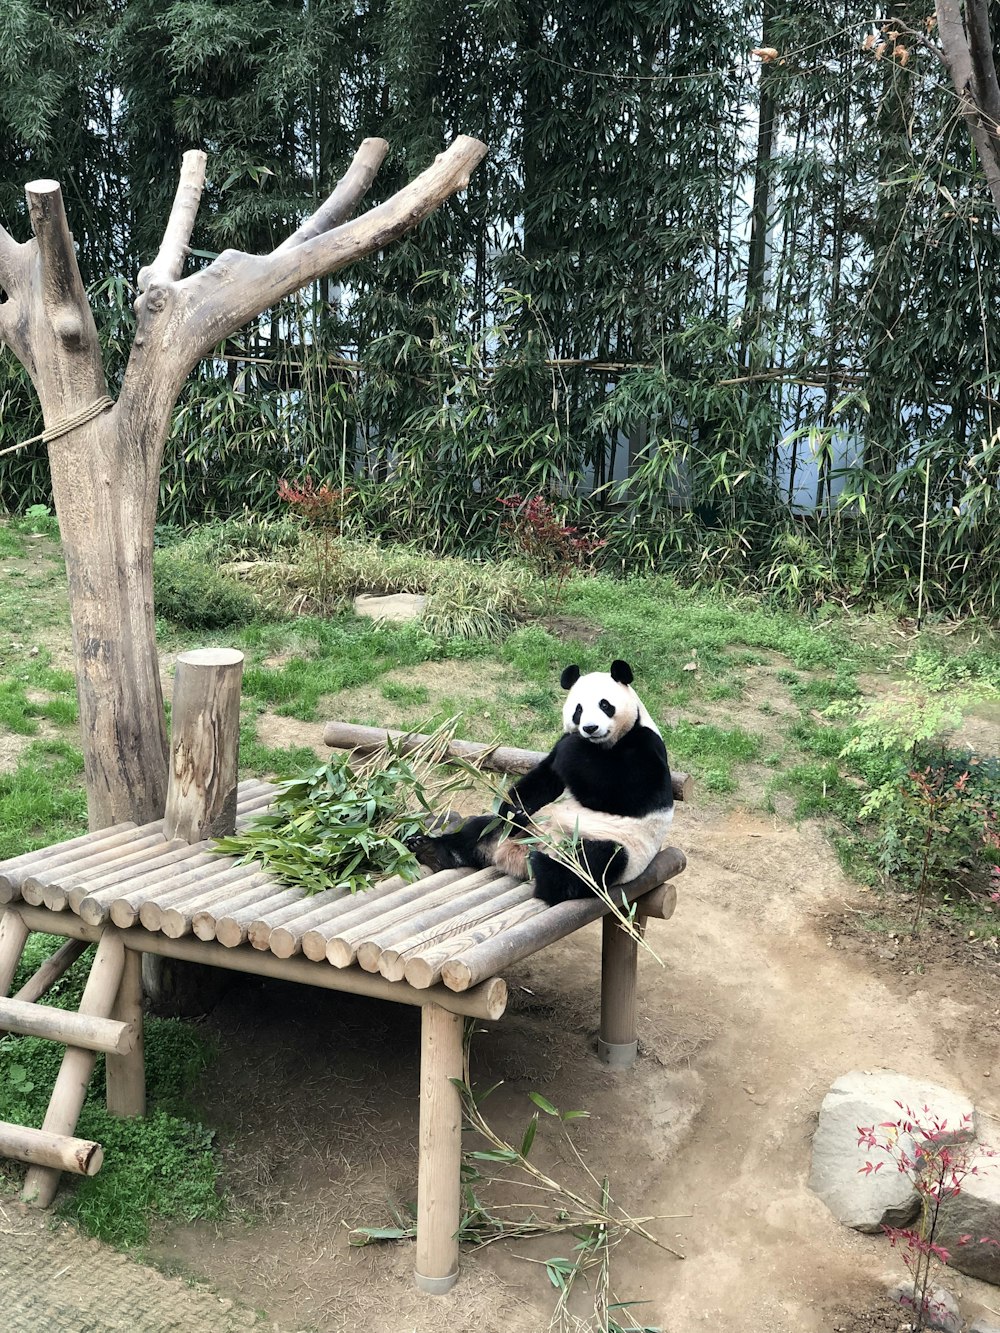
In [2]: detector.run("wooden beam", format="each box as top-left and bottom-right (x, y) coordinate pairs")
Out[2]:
(11, 937), (88, 1005)
(414, 1004), (464, 1294)
(0, 996), (135, 1054)
(106, 947), (145, 1118)
(323, 721), (694, 803)
(10, 907), (509, 1022)
(0, 1122), (103, 1177)
(598, 915), (641, 1068)
(0, 909), (29, 997)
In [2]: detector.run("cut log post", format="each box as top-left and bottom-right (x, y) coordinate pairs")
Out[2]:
(23, 929), (127, 1207)
(106, 946), (145, 1118)
(0, 996), (135, 1053)
(598, 915), (642, 1069)
(324, 721), (694, 803)
(12, 937), (88, 1005)
(0, 1122), (103, 1177)
(637, 881), (677, 921)
(164, 648), (244, 842)
(0, 909), (30, 997)
(414, 1003), (464, 1294)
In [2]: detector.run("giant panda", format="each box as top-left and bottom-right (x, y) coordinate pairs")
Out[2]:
(408, 659), (674, 905)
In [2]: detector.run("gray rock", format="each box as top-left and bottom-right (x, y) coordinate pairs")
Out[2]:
(808, 1070), (976, 1233)
(886, 1280), (961, 1333)
(968, 1319), (1000, 1333)
(932, 1137), (1000, 1285)
(354, 592), (427, 624)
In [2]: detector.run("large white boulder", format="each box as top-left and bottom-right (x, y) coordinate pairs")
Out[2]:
(808, 1070), (977, 1233)
(354, 592), (427, 624)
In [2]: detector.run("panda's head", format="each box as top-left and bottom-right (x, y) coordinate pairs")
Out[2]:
(560, 659), (657, 746)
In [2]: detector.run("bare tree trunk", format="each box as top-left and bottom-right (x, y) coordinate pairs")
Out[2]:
(933, 0), (1000, 210)
(0, 135), (487, 839)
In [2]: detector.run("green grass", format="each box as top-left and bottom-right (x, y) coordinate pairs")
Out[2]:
(767, 760), (862, 822)
(2, 949), (222, 1248)
(0, 739), (87, 858)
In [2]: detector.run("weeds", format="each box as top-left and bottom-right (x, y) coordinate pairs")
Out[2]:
(499, 494), (606, 607)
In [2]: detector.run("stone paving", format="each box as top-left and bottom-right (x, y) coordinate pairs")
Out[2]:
(0, 1200), (262, 1333)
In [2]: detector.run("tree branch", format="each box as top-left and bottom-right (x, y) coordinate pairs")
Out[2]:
(182, 135), (487, 364)
(136, 150), (207, 307)
(966, 0), (1000, 131)
(23, 179), (107, 408)
(275, 137), (390, 252)
(934, 0), (1000, 211)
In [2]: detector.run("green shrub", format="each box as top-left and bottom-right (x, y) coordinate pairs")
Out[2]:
(153, 550), (264, 629)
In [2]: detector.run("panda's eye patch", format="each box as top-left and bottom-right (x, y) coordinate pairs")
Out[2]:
(599, 700), (616, 717)
(572, 703), (583, 724)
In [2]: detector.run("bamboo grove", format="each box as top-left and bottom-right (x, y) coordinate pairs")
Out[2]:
(1, 0), (999, 615)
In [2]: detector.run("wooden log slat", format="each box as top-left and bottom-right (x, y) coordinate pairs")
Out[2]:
(201, 887), (304, 946)
(0, 996), (135, 1054)
(261, 867), (442, 958)
(0, 821), (136, 891)
(638, 881), (677, 922)
(108, 851), (240, 927)
(0, 1122), (103, 1177)
(11, 938), (88, 1005)
(296, 868), (470, 962)
(404, 896), (547, 989)
(61, 837), (192, 912)
(324, 721), (694, 803)
(356, 875), (524, 976)
(438, 846), (687, 993)
(0, 824), (140, 904)
(11, 905), (509, 1022)
(325, 868), (504, 969)
(21, 827), (166, 908)
(374, 880), (534, 982)
(139, 858), (276, 933)
(158, 870), (276, 939)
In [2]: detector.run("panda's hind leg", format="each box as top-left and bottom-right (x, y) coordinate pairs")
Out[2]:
(406, 815), (499, 873)
(530, 838), (627, 906)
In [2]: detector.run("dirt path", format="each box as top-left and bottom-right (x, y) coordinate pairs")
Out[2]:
(144, 800), (1000, 1333)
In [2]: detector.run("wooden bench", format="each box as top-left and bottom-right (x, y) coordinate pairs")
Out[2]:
(0, 650), (686, 1293)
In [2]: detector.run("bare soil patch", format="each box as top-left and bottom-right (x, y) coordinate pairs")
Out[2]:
(145, 799), (1000, 1333)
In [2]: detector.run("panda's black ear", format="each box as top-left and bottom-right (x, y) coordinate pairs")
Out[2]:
(560, 664), (581, 690)
(610, 660), (633, 685)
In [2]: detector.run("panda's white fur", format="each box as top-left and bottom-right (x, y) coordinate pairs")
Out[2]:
(409, 660), (674, 903)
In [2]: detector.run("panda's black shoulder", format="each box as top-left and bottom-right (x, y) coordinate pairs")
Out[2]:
(552, 724), (672, 818)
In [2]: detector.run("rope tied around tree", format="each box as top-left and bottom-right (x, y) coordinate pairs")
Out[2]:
(0, 396), (114, 459)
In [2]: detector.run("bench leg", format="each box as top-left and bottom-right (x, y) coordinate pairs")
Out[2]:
(598, 914), (642, 1068)
(414, 1003), (463, 1293)
(107, 946), (145, 1118)
(0, 910), (30, 997)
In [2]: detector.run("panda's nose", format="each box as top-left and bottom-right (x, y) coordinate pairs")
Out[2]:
(582, 723), (599, 735)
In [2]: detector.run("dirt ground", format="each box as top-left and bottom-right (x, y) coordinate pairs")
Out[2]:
(145, 793), (1000, 1333)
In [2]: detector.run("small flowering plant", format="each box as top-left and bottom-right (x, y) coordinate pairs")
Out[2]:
(277, 476), (351, 612)
(858, 1103), (996, 1330)
(498, 493), (606, 603)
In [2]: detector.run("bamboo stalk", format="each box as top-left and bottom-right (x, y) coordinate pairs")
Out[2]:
(323, 722), (694, 803)
(203, 887), (304, 946)
(438, 847), (687, 992)
(376, 882), (535, 982)
(324, 869), (503, 968)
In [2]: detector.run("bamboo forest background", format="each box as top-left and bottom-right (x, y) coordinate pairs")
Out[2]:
(1, 0), (999, 615)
